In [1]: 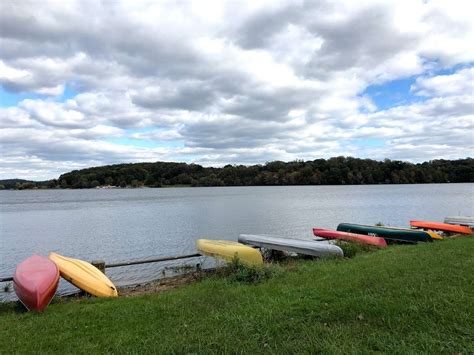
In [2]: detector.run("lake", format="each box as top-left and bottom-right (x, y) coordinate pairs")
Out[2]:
(1, 184), (472, 301)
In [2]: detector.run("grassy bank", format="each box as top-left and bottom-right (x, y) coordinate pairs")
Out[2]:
(1, 237), (473, 353)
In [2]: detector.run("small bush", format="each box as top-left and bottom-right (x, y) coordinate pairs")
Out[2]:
(262, 248), (286, 262)
(3, 282), (11, 292)
(217, 257), (275, 284)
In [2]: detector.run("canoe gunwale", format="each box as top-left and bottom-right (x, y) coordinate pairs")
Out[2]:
(410, 220), (472, 234)
(238, 234), (343, 257)
(337, 223), (433, 243)
(312, 228), (388, 248)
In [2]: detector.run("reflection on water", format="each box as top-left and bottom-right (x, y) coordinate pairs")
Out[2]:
(1, 184), (472, 300)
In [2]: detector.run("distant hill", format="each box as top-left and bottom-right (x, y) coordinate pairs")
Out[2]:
(0, 178), (56, 190)
(2, 157), (472, 190)
(56, 157), (473, 189)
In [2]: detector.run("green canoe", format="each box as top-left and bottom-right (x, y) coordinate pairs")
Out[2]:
(337, 223), (433, 244)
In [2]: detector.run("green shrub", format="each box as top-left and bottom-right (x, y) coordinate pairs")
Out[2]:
(217, 257), (276, 284)
(3, 282), (11, 292)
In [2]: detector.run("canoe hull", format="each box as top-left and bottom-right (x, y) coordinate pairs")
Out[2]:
(196, 239), (263, 266)
(444, 216), (474, 227)
(13, 255), (59, 312)
(410, 220), (472, 234)
(49, 252), (118, 297)
(313, 228), (387, 248)
(238, 234), (344, 257)
(337, 223), (433, 243)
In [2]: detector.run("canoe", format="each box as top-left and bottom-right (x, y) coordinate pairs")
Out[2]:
(337, 223), (434, 243)
(49, 252), (118, 297)
(13, 255), (59, 312)
(196, 239), (263, 266)
(238, 234), (344, 258)
(410, 220), (472, 234)
(312, 228), (387, 248)
(444, 216), (474, 227)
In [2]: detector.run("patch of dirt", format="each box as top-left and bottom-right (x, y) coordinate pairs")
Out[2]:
(118, 270), (210, 297)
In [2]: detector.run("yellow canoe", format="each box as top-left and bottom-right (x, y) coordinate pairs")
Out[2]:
(426, 231), (443, 240)
(49, 252), (118, 297)
(196, 239), (263, 266)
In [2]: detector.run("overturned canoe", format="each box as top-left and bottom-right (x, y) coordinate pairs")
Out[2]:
(49, 252), (118, 297)
(410, 220), (472, 234)
(313, 228), (388, 248)
(444, 216), (474, 227)
(13, 255), (59, 312)
(196, 239), (263, 266)
(238, 234), (343, 258)
(337, 223), (434, 243)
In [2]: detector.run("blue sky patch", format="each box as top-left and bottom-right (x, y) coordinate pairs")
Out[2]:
(363, 77), (424, 110)
(363, 63), (473, 111)
(354, 138), (385, 148)
(0, 84), (78, 107)
(61, 84), (78, 101)
(0, 86), (43, 107)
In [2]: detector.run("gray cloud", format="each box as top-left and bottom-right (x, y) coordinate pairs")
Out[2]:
(0, 0), (473, 179)
(131, 81), (218, 111)
(232, 3), (301, 49)
(306, 5), (418, 74)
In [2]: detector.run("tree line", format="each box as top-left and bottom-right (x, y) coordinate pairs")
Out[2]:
(3, 157), (470, 190)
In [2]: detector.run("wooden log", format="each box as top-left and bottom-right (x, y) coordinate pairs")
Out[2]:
(0, 253), (201, 281)
(106, 253), (201, 268)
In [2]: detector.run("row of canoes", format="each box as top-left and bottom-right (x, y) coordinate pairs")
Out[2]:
(11, 217), (472, 312)
(196, 218), (473, 266)
(13, 252), (118, 312)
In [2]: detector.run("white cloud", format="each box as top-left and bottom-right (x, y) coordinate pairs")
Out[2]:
(411, 67), (474, 97)
(0, 0), (473, 179)
(19, 100), (88, 128)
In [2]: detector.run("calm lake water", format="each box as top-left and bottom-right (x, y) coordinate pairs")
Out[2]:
(1, 184), (473, 301)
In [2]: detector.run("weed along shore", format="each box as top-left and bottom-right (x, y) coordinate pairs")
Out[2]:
(1, 236), (473, 353)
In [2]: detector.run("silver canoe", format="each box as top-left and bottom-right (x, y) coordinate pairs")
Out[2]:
(238, 234), (344, 258)
(444, 216), (474, 227)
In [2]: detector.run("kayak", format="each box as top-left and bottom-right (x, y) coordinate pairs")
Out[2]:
(49, 252), (118, 297)
(238, 234), (344, 258)
(337, 223), (434, 243)
(13, 255), (59, 312)
(196, 239), (263, 266)
(444, 216), (474, 227)
(410, 220), (472, 234)
(312, 228), (388, 248)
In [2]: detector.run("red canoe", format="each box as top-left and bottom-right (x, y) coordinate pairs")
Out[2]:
(410, 220), (472, 234)
(313, 228), (388, 248)
(13, 255), (60, 312)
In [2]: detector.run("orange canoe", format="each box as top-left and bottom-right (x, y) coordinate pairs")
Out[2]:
(313, 228), (388, 248)
(410, 220), (472, 234)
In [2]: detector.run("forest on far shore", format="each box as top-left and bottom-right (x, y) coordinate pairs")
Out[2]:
(2, 157), (472, 190)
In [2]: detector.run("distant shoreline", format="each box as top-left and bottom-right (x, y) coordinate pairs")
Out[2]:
(1, 181), (473, 192)
(1, 156), (472, 190)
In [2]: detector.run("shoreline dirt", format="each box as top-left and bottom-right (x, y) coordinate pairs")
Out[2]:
(118, 272), (203, 297)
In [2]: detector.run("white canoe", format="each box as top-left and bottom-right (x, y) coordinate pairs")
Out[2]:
(238, 234), (343, 258)
(444, 216), (474, 227)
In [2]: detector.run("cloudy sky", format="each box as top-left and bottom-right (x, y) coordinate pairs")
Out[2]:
(0, 0), (473, 180)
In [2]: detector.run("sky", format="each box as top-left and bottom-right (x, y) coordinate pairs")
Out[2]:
(0, 0), (473, 180)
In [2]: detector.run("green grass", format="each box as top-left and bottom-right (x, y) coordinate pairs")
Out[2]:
(1, 237), (473, 354)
